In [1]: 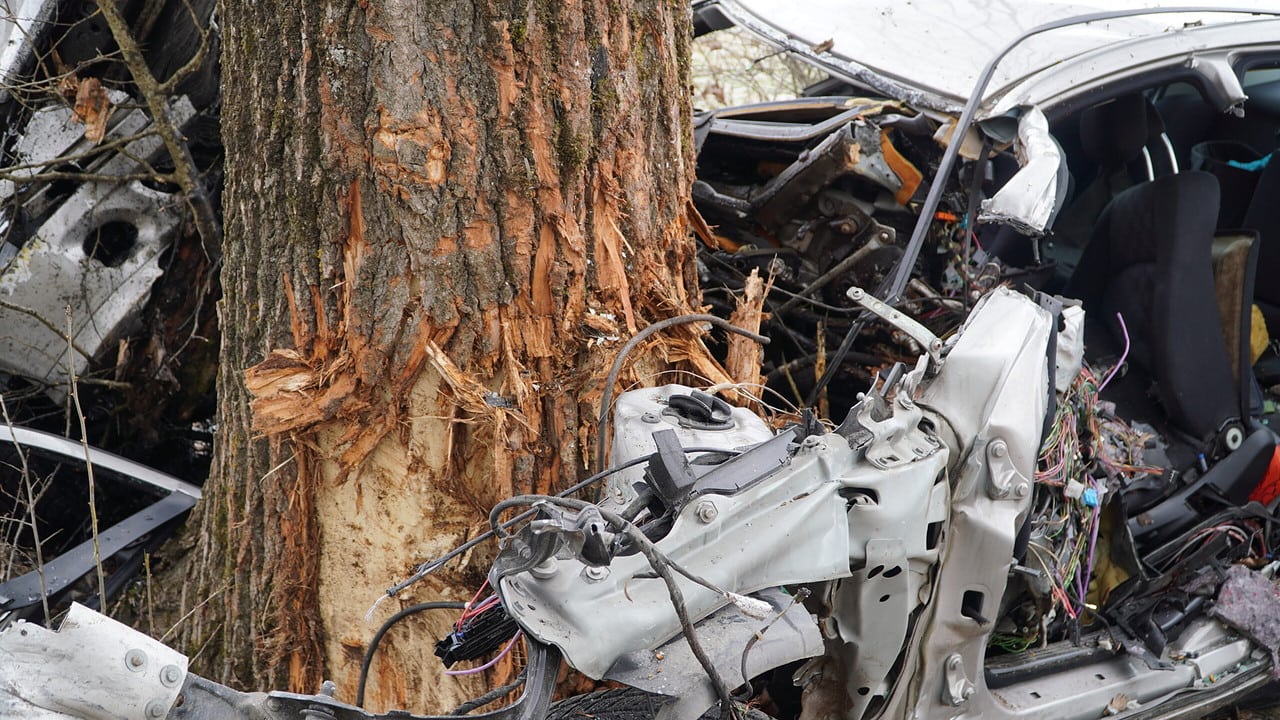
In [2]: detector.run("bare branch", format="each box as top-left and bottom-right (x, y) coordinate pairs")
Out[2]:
(157, 0), (214, 95)
(94, 0), (221, 251)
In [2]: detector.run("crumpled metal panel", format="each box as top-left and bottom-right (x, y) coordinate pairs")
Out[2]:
(607, 385), (775, 509)
(605, 587), (822, 720)
(1211, 564), (1280, 677)
(0, 603), (187, 719)
(705, 0), (1280, 115)
(0, 96), (195, 390)
(979, 106), (1066, 235)
(500, 443), (852, 679)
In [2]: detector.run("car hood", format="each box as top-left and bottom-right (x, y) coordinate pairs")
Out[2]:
(701, 0), (1280, 115)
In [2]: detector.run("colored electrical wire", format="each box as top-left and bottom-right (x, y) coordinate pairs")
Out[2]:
(1097, 313), (1130, 393)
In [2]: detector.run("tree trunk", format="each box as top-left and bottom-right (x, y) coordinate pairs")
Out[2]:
(160, 0), (725, 713)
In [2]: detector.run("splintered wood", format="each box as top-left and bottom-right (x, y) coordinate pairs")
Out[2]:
(723, 267), (770, 406)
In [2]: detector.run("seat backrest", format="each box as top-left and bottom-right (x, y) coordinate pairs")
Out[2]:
(1242, 153), (1280, 311)
(1053, 95), (1173, 254)
(1070, 171), (1240, 441)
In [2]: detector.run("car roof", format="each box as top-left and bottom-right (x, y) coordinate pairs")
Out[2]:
(704, 1), (1280, 116)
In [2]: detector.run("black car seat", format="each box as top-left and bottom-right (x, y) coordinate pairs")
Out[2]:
(1050, 95), (1179, 281)
(1068, 171), (1242, 443)
(1239, 153), (1280, 331)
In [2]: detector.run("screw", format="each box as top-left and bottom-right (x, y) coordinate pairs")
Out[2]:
(160, 664), (183, 687)
(125, 649), (147, 672)
(145, 699), (169, 718)
(947, 655), (962, 670)
(990, 441), (1007, 458)
(801, 435), (821, 448)
(319, 680), (337, 697)
(1014, 483), (1030, 498)
(583, 566), (610, 582)
(695, 500), (718, 524)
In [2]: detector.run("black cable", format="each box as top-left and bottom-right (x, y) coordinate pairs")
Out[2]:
(594, 313), (770, 472)
(488, 446), (742, 540)
(356, 601), (466, 708)
(734, 587), (810, 701)
(805, 314), (869, 407)
(449, 669), (528, 715)
(491, 494), (742, 720)
(961, 137), (993, 313)
(384, 447), (741, 597)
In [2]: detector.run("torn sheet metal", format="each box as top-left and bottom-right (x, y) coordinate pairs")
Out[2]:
(605, 588), (822, 720)
(0, 96), (195, 391)
(979, 107), (1066, 235)
(1056, 302), (1085, 392)
(0, 603), (188, 720)
(1211, 564), (1280, 677)
(750, 118), (920, 229)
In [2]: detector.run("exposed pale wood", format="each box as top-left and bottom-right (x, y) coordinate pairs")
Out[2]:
(156, 0), (728, 713)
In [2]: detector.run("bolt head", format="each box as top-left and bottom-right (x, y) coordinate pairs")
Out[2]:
(145, 699), (168, 718)
(1014, 483), (1030, 498)
(990, 441), (1007, 458)
(125, 649), (148, 672)
(583, 565), (610, 582)
(160, 664), (182, 687)
(695, 500), (718, 523)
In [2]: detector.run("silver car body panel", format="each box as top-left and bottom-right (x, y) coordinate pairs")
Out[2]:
(705, 0), (1280, 117)
(0, 603), (187, 720)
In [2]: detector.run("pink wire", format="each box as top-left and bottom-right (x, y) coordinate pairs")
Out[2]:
(443, 631), (522, 676)
(1097, 312), (1129, 393)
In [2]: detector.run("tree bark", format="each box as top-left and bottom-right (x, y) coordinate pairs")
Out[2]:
(161, 0), (726, 713)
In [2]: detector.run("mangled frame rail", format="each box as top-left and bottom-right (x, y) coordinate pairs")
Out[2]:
(0, 424), (201, 624)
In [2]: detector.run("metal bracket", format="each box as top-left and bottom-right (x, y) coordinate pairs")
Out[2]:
(985, 438), (1030, 500)
(848, 286), (944, 369)
(852, 383), (941, 469)
(941, 653), (975, 707)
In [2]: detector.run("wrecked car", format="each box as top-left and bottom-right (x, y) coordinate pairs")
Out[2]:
(0, 0), (219, 625)
(13, 3), (1280, 720)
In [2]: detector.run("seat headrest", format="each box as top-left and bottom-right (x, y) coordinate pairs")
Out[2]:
(1079, 94), (1154, 168)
